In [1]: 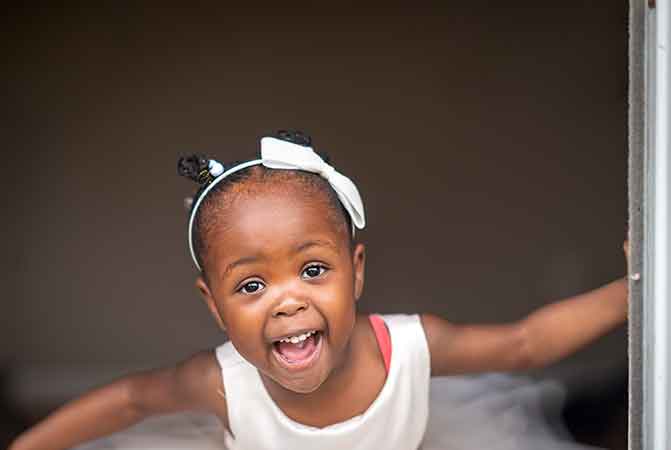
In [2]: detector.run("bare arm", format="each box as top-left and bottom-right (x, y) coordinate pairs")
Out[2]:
(9, 350), (226, 450)
(423, 277), (628, 376)
(424, 239), (630, 376)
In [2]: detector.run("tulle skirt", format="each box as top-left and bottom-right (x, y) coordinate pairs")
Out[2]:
(77, 374), (603, 450)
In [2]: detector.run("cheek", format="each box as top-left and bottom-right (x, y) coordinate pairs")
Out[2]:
(220, 301), (268, 358)
(317, 275), (357, 345)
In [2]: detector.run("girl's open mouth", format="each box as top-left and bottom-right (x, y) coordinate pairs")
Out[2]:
(272, 330), (323, 371)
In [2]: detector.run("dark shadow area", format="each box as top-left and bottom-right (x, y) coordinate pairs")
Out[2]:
(0, 368), (31, 449)
(563, 368), (628, 450)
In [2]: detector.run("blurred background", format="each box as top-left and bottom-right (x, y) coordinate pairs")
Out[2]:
(3, 2), (628, 448)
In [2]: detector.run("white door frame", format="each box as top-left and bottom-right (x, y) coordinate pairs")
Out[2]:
(641, 1), (671, 449)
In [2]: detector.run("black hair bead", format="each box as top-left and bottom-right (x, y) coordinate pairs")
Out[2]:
(178, 154), (212, 186)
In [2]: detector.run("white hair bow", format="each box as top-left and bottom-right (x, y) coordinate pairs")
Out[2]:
(260, 137), (366, 231)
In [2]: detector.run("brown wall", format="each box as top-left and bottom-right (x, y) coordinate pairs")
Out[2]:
(4, 3), (627, 385)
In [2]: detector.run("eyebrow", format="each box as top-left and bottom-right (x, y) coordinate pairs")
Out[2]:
(224, 255), (262, 277)
(295, 239), (339, 253)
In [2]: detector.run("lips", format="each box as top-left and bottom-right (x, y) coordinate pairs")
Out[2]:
(271, 330), (323, 371)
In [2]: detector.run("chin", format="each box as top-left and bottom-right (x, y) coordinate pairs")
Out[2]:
(282, 375), (327, 394)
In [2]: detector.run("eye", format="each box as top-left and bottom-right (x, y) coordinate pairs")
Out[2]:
(302, 264), (327, 279)
(238, 280), (265, 295)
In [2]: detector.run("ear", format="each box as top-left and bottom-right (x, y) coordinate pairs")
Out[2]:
(352, 243), (366, 301)
(195, 276), (226, 331)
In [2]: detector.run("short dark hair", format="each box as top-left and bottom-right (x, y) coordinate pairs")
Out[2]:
(188, 164), (353, 279)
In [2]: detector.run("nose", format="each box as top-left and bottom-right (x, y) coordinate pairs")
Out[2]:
(271, 296), (309, 318)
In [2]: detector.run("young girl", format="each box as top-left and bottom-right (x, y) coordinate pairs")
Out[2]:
(10, 131), (629, 450)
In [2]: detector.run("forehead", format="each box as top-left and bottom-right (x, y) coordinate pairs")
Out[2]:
(205, 186), (349, 269)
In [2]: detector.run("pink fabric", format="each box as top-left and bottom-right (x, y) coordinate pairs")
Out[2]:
(369, 314), (392, 373)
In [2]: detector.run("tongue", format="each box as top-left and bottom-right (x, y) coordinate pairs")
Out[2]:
(276, 334), (317, 362)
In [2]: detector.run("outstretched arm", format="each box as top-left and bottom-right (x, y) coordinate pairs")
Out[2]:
(422, 277), (627, 375)
(423, 241), (629, 376)
(9, 350), (226, 450)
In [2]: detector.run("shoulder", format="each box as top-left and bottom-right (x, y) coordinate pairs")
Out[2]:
(418, 313), (458, 349)
(417, 313), (458, 373)
(419, 313), (456, 341)
(176, 349), (222, 389)
(176, 349), (229, 426)
(126, 349), (229, 428)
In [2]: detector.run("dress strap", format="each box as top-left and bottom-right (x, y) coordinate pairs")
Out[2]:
(368, 314), (392, 373)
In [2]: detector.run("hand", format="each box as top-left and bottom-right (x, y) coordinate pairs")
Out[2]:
(623, 231), (636, 281)
(623, 238), (630, 267)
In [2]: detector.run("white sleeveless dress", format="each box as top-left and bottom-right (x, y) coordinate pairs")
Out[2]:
(215, 314), (430, 450)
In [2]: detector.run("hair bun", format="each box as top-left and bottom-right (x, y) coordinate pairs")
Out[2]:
(178, 154), (211, 185)
(275, 130), (312, 147)
(273, 130), (331, 164)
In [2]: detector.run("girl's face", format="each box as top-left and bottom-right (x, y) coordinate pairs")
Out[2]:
(196, 185), (365, 394)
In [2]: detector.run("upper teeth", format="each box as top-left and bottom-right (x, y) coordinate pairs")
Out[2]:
(279, 330), (316, 344)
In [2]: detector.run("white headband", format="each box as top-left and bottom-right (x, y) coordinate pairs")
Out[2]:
(187, 136), (366, 271)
